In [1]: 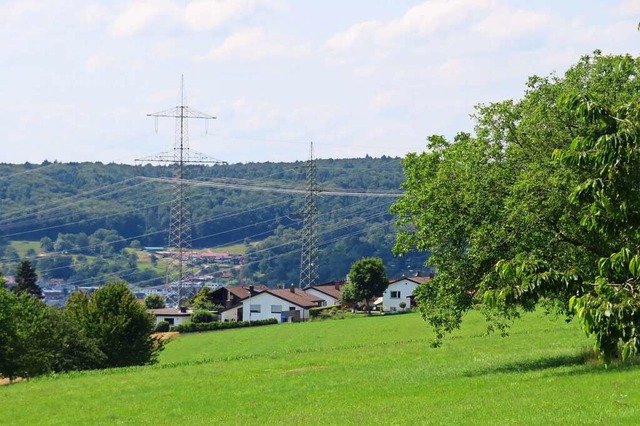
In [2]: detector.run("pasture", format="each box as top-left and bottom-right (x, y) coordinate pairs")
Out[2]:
(1, 311), (639, 425)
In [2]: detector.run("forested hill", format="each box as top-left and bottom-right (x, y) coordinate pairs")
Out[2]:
(0, 157), (429, 285)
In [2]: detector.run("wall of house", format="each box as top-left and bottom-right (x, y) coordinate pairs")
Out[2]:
(220, 306), (241, 322)
(242, 293), (308, 323)
(382, 280), (419, 312)
(304, 288), (336, 307)
(155, 314), (191, 326)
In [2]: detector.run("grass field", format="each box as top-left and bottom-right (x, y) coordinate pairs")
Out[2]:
(2, 311), (640, 425)
(9, 240), (41, 257)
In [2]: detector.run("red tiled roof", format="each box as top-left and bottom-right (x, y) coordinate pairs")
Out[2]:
(264, 288), (324, 308)
(226, 285), (269, 300)
(308, 281), (345, 299)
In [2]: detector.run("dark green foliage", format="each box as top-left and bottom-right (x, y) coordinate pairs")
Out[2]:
(172, 318), (277, 333)
(0, 158), (427, 286)
(393, 51), (640, 362)
(191, 310), (216, 324)
(0, 289), (51, 381)
(154, 321), (171, 332)
(13, 260), (41, 298)
(339, 283), (358, 307)
(145, 293), (165, 309)
(66, 282), (163, 367)
(44, 308), (106, 373)
(347, 257), (389, 313)
(309, 305), (343, 319)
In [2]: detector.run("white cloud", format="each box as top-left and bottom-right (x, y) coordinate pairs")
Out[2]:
(109, 0), (177, 37)
(153, 39), (179, 59)
(617, 0), (640, 15)
(326, 0), (494, 51)
(79, 4), (111, 29)
(472, 6), (552, 39)
(198, 27), (309, 60)
(184, 0), (260, 31)
(85, 53), (116, 72)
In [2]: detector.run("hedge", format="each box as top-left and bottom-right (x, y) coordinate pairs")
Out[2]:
(171, 318), (278, 333)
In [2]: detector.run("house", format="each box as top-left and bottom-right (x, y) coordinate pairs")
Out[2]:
(383, 273), (433, 312)
(219, 303), (243, 322)
(209, 285), (269, 309)
(241, 287), (324, 323)
(148, 307), (192, 326)
(304, 281), (345, 306)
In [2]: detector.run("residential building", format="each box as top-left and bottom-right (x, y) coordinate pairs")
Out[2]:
(148, 307), (192, 326)
(304, 281), (345, 306)
(242, 287), (323, 323)
(383, 273), (433, 312)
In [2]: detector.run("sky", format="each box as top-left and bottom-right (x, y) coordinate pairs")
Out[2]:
(1, 0), (639, 165)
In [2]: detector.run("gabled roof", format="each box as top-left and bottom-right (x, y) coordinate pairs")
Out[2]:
(388, 275), (432, 285)
(306, 281), (345, 300)
(250, 288), (323, 309)
(213, 285), (269, 300)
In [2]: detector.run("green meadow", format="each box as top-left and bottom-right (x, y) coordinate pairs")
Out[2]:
(2, 311), (640, 425)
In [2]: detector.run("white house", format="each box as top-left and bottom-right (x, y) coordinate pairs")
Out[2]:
(148, 307), (192, 326)
(383, 275), (432, 312)
(304, 281), (345, 306)
(219, 303), (242, 322)
(242, 287), (323, 323)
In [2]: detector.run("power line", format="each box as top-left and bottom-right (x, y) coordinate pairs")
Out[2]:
(134, 76), (224, 307)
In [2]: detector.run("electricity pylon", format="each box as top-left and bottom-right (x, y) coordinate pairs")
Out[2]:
(299, 142), (319, 290)
(136, 76), (224, 308)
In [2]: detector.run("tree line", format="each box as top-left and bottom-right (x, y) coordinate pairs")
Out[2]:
(0, 157), (428, 285)
(0, 267), (162, 382)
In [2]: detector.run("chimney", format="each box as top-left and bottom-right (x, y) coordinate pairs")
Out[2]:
(179, 306), (187, 313)
(290, 284), (295, 293)
(335, 281), (339, 290)
(249, 285), (254, 296)
(415, 270), (421, 277)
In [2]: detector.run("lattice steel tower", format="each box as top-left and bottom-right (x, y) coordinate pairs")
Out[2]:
(137, 76), (223, 308)
(299, 142), (319, 289)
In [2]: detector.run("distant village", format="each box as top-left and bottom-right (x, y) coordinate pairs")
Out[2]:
(1, 245), (434, 328)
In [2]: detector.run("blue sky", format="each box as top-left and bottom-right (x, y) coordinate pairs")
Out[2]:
(1, 0), (638, 164)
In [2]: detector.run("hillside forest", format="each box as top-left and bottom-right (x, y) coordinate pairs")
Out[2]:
(0, 157), (429, 288)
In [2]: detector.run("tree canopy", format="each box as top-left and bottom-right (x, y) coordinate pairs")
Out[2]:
(66, 282), (163, 368)
(346, 257), (389, 313)
(392, 51), (640, 361)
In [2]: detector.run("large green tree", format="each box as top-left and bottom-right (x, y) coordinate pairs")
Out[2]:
(392, 51), (640, 361)
(347, 257), (389, 313)
(0, 288), (54, 381)
(66, 282), (163, 367)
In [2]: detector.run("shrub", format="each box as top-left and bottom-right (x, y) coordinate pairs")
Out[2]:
(172, 318), (277, 333)
(399, 302), (407, 310)
(155, 321), (170, 332)
(310, 305), (346, 321)
(191, 310), (216, 324)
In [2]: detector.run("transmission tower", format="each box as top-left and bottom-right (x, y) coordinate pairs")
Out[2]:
(299, 142), (319, 290)
(136, 76), (224, 308)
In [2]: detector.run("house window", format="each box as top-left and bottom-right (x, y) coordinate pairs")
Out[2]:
(271, 305), (282, 313)
(250, 304), (261, 313)
(390, 291), (401, 299)
(165, 318), (175, 325)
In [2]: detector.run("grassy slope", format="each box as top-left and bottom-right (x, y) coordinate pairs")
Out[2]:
(2, 311), (640, 425)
